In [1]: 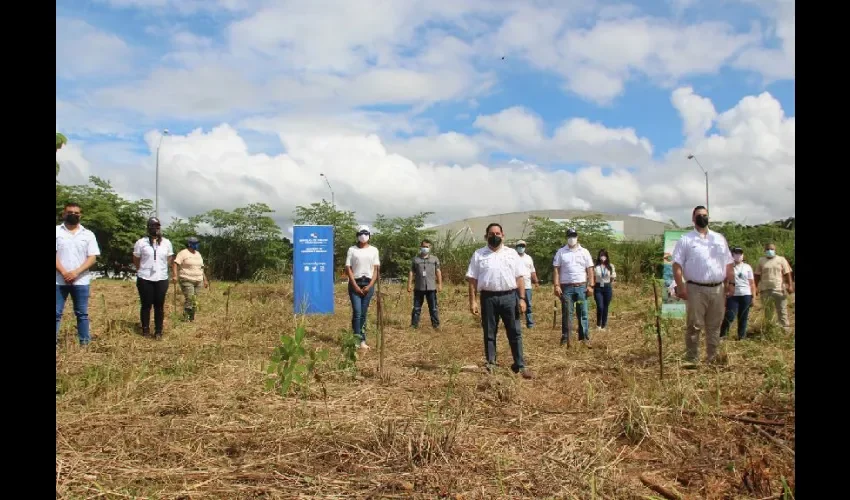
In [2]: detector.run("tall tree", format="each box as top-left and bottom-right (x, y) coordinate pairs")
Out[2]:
(524, 216), (614, 283)
(370, 212), (435, 278)
(56, 132), (67, 177)
(195, 203), (290, 281)
(293, 200), (358, 275)
(55, 176), (153, 277)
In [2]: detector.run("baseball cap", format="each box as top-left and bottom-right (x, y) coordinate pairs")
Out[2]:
(147, 217), (161, 226)
(566, 227), (578, 237)
(187, 236), (200, 244)
(357, 225), (370, 234)
(731, 246), (743, 254)
(516, 239), (527, 246)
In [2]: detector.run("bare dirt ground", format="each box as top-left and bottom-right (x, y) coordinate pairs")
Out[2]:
(56, 280), (795, 499)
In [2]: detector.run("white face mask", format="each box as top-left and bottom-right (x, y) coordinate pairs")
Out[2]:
(358, 234), (369, 243)
(567, 237), (577, 247)
(733, 254), (743, 263)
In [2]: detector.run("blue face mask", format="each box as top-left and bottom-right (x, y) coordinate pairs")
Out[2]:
(420, 247), (430, 255)
(765, 249), (776, 258)
(189, 243), (200, 250)
(516, 246), (526, 254)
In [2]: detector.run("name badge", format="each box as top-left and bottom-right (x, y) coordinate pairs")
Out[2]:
(422, 270), (427, 277)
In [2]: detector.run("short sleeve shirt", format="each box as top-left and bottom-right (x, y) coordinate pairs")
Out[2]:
(175, 249), (205, 282)
(671, 229), (733, 284)
(345, 245), (380, 279)
(553, 245), (594, 284)
(411, 255), (440, 291)
(755, 256), (791, 292)
(466, 246), (523, 292)
(56, 224), (101, 286)
(519, 253), (535, 290)
(133, 237), (174, 282)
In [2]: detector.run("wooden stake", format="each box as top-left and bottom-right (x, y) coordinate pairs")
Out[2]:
(376, 269), (385, 376)
(652, 280), (664, 380)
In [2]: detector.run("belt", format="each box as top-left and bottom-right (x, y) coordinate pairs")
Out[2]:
(480, 289), (516, 297)
(354, 277), (371, 283)
(686, 280), (723, 287)
(560, 282), (587, 287)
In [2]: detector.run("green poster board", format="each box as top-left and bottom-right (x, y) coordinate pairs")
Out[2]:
(660, 230), (688, 318)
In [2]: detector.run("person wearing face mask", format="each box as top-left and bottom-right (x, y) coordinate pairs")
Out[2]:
(132, 217), (175, 339)
(345, 225), (381, 349)
(56, 202), (101, 347)
(720, 247), (755, 340)
(754, 242), (794, 329)
(671, 206), (735, 364)
(466, 223), (533, 379)
(172, 236), (210, 322)
(514, 240), (538, 329)
(408, 239), (442, 330)
(553, 228), (595, 347)
(593, 249), (617, 331)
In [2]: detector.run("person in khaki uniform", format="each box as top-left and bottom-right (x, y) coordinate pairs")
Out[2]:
(671, 206), (735, 364)
(754, 242), (794, 328)
(172, 236), (209, 322)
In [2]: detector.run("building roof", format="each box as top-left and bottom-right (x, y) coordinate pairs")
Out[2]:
(428, 209), (672, 242)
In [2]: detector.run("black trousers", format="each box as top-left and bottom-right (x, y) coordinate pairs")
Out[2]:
(480, 290), (525, 372)
(411, 290), (440, 327)
(137, 278), (169, 333)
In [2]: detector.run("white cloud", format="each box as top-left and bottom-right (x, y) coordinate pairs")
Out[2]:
(99, 0), (254, 14)
(472, 108), (653, 166)
(58, 2), (795, 229)
(555, 17), (761, 103)
(732, 0), (795, 81)
(671, 86), (718, 145)
(386, 133), (482, 165)
(474, 107), (545, 149)
(56, 18), (133, 79)
(60, 87), (794, 229)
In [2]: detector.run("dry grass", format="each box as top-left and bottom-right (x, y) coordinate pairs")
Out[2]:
(57, 280), (795, 499)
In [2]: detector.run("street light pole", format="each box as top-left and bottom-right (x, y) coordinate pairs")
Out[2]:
(319, 173), (335, 210)
(155, 129), (170, 219)
(687, 154), (709, 214)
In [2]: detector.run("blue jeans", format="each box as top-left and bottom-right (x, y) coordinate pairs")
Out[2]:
(411, 290), (440, 328)
(721, 295), (752, 339)
(56, 284), (91, 346)
(560, 284), (590, 342)
(522, 288), (534, 328)
(594, 284), (613, 328)
(349, 278), (375, 342)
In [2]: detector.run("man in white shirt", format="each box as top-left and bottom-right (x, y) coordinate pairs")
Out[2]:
(56, 202), (101, 347)
(553, 227), (595, 347)
(515, 240), (538, 329)
(671, 205), (735, 364)
(467, 223), (533, 379)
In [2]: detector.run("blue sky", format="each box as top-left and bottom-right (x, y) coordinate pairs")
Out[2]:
(56, 0), (795, 227)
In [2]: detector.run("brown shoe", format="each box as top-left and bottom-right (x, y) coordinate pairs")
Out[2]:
(582, 340), (593, 349)
(518, 368), (534, 379)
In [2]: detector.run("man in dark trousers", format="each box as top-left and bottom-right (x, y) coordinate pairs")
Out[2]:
(408, 239), (442, 329)
(466, 223), (533, 379)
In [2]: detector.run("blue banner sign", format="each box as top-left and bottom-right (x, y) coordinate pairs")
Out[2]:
(293, 225), (334, 315)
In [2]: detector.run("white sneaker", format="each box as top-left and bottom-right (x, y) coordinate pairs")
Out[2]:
(358, 342), (370, 350)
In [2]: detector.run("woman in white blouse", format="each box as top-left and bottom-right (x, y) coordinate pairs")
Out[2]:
(593, 249), (617, 331)
(345, 225), (380, 349)
(132, 217), (174, 339)
(720, 246), (755, 340)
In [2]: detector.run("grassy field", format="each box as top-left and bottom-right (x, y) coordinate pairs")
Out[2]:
(56, 280), (795, 499)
